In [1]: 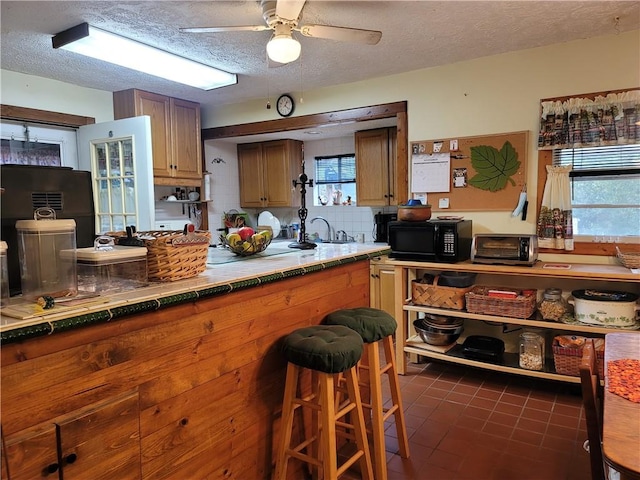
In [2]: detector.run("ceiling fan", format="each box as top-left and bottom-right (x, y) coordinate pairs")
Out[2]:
(179, 0), (382, 65)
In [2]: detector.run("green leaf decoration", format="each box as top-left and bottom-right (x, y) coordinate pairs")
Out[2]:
(468, 141), (520, 192)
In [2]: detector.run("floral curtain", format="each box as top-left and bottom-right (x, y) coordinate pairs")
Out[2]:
(538, 90), (640, 150)
(536, 165), (573, 251)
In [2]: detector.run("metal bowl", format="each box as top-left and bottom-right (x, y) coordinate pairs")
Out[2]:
(219, 232), (272, 256)
(413, 318), (464, 346)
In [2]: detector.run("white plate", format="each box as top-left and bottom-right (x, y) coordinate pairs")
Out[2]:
(258, 211), (281, 237)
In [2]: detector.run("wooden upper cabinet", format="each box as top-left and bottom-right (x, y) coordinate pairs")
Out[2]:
(238, 139), (302, 208)
(355, 127), (401, 206)
(170, 98), (202, 180)
(237, 143), (265, 208)
(113, 89), (202, 186)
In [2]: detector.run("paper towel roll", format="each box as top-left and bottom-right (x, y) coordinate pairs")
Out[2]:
(203, 173), (211, 202)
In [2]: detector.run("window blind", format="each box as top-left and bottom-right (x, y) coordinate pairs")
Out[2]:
(553, 144), (640, 177)
(315, 154), (356, 184)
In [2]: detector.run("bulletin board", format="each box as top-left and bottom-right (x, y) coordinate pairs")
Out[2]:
(410, 131), (528, 211)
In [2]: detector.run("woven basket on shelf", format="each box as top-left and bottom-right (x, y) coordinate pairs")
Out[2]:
(615, 246), (640, 269)
(552, 336), (605, 377)
(465, 286), (536, 319)
(108, 230), (211, 282)
(411, 276), (472, 310)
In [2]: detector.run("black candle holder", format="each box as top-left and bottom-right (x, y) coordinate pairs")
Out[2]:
(289, 158), (317, 250)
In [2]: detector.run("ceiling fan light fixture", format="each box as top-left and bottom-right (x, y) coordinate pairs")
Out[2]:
(266, 32), (301, 64)
(52, 23), (237, 90)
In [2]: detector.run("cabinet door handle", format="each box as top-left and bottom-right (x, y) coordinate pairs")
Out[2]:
(64, 453), (78, 465)
(44, 463), (59, 475)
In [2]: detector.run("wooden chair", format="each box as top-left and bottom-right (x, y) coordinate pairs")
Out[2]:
(580, 338), (606, 480)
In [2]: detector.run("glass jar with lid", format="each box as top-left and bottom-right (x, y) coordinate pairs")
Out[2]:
(519, 331), (545, 371)
(538, 288), (569, 321)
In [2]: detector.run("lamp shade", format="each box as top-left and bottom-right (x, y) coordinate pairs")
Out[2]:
(266, 34), (301, 64)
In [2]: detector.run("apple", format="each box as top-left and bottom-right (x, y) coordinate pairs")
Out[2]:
(238, 226), (255, 241)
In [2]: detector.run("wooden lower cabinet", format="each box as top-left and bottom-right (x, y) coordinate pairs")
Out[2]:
(3, 424), (59, 480)
(3, 390), (140, 480)
(1, 261), (371, 479)
(370, 256), (396, 318)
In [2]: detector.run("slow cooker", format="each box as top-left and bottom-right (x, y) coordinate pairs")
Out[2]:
(570, 289), (639, 327)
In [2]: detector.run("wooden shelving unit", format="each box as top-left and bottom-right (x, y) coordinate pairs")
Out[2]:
(390, 259), (639, 382)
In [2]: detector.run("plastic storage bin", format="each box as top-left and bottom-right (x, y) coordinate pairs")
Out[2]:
(0, 241), (9, 306)
(73, 237), (148, 293)
(16, 207), (77, 300)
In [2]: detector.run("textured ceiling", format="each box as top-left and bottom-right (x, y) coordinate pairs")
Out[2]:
(1, 1), (639, 113)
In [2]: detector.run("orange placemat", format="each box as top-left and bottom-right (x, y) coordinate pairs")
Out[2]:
(608, 359), (640, 403)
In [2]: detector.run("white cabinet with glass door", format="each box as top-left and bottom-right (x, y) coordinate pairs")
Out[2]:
(77, 117), (155, 234)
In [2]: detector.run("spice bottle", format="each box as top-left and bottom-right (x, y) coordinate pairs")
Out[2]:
(519, 331), (545, 371)
(538, 288), (569, 321)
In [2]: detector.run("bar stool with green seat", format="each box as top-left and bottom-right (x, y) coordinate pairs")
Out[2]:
(274, 324), (374, 480)
(325, 307), (410, 480)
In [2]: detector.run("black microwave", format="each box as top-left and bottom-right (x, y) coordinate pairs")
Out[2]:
(388, 219), (473, 263)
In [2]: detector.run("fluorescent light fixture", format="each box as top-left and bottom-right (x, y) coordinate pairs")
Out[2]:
(52, 23), (237, 90)
(266, 25), (301, 64)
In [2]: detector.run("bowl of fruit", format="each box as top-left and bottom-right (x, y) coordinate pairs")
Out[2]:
(220, 226), (272, 256)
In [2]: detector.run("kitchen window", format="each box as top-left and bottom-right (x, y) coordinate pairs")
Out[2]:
(314, 154), (356, 206)
(553, 144), (640, 242)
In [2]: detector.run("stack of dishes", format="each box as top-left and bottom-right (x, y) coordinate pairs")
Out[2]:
(257, 211), (281, 238)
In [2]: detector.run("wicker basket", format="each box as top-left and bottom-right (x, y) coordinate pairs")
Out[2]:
(552, 336), (605, 377)
(108, 230), (211, 282)
(411, 276), (473, 310)
(465, 286), (536, 318)
(616, 246), (640, 269)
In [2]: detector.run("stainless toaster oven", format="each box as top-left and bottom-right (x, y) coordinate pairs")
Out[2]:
(470, 234), (538, 266)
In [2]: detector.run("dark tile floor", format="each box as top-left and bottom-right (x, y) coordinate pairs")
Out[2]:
(374, 359), (592, 480)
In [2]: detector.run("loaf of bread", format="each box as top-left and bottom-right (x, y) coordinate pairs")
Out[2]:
(555, 335), (586, 348)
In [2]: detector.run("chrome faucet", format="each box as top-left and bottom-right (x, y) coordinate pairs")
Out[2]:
(310, 216), (333, 242)
(336, 230), (348, 242)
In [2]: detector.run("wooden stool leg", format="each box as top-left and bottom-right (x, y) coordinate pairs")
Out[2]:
(318, 372), (338, 480)
(311, 371), (321, 480)
(274, 363), (300, 480)
(383, 335), (410, 458)
(366, 341), (388, 480)
(344, 367), (374, 480)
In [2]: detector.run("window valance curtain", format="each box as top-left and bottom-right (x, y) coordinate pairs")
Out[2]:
(538, 89), (640, 150)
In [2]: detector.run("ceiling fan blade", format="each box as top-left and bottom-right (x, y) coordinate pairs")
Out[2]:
(298, 24), (382, 45)
(180, 25), (270, 33)
(275, 0), (306, 21)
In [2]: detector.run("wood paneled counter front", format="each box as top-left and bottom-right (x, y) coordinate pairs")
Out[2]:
(0, 243), (389, 480)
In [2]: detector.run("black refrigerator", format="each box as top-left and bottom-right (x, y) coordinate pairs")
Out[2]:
(1, 164), (95, 295)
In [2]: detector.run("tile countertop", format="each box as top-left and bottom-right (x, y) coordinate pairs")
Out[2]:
(0, 242), (391, 343)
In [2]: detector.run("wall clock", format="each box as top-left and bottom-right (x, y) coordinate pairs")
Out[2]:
(276, 94), (295, 117)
